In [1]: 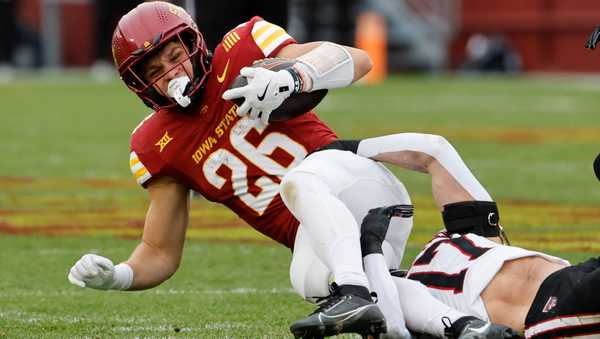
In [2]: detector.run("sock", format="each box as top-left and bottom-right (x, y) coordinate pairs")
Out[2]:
(364, 253), (411, 338)
(382, 215), (412, 269)
(393, 278), (467, 337)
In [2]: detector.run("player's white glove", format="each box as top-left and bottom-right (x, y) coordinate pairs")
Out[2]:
(222, 67), (298, 124)
(68, 254), (132, 290)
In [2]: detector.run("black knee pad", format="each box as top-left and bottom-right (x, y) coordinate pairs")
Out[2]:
(442, 201), (501, 237)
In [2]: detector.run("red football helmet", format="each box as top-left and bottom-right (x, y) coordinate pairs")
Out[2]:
(112, 1), (212, 110)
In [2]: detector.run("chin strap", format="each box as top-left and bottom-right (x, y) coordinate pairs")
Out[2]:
(498, 224), (511, 245)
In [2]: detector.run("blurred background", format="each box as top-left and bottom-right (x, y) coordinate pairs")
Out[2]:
(1, 1), (600, 337)
(2, 0), (600, 76)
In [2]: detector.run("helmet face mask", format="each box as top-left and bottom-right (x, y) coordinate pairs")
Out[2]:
(122, 30), (199, 108)
(112, 2), (212, 110)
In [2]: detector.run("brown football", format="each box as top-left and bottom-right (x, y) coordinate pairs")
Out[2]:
(228, 58), (328, 122)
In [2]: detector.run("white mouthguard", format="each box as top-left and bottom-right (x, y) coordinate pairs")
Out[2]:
(167, 76), (192, 107)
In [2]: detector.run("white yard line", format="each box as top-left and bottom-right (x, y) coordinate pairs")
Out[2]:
(151, 287), (295, 295)
(0, 287), (294, 298)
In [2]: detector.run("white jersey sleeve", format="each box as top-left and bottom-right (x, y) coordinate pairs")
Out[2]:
(407, 232), (569, 320)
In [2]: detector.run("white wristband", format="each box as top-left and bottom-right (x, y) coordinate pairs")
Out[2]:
(111, 263), (134, 290)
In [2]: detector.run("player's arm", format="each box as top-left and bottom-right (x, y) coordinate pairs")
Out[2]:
(322, 134), (508, 241)
(275, 41), (373, 87)
(125, 176), (190, 289)
(318, 134), (493, 208)
(68, 176), (190, 290)
(222, 40), (372, 123)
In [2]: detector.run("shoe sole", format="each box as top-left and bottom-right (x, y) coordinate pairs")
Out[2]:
(461, 328), (522, 339)
(291, 318), (386, 339)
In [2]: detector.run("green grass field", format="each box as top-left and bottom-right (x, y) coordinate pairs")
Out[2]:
(1, 72), (599, 338)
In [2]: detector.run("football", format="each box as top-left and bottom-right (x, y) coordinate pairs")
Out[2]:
(228, 58), (328, 122)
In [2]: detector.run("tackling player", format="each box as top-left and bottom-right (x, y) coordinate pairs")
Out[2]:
(66, 2), (416, 337)
(363, 207), (600, 338)
(334, 134), (600, 338)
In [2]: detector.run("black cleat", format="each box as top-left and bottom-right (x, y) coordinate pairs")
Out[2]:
(444, 316), (522, 339)
(290, 283), (387, 338)
(360, 205), (414, 257)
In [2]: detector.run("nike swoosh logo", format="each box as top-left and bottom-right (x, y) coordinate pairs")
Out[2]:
(257, 81), (270, 101)
(470, 323), (490, 334)
(317, 304), (372, 323)
(217, 59), (230, 83)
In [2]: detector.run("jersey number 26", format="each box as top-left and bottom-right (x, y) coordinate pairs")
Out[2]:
(202, 118), (307, 215)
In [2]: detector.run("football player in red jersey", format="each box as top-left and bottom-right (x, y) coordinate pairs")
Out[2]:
(66, 2), (417, 337)
(64, 3), (531, 337)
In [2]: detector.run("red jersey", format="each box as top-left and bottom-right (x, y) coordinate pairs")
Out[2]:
(128, 17), (337, 248)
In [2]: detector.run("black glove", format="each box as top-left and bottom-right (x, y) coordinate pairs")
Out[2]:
(360, 205), (414, 256)
(313, 139), (361, 154)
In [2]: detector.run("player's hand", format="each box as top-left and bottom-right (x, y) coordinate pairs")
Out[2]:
(68, 254), (116, 290)
(222, 67), (297, 124)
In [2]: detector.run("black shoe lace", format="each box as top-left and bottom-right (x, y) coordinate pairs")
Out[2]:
(370, 291), (378, 303)
(311, 283), (345, 314)
(442, 316), (454, 339)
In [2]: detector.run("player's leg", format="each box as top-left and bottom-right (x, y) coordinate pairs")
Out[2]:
(361, 206), (468, 337)
(289, 226), (333, 301)
(283, 150), (413, 265)
(284, 149), (414, 268)
(395, 278), (520, 338)
(333, 160), (415, 337)
(362, 206), (521, 339)
(283, 149), (415, 284)
(334, 159), (413, 270)
(283, 150), (393, 338)
(282, 168), (369, 290)
(289, 225), (386, 338)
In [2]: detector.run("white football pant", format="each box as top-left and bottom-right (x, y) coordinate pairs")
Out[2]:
(281, 149), (412, 300)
